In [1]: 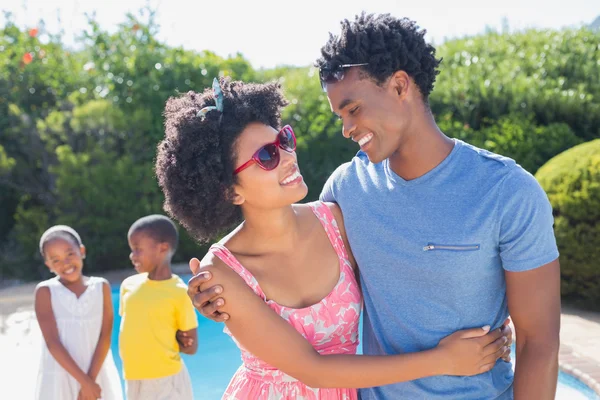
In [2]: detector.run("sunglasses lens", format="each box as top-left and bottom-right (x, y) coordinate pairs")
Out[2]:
(279, 126), (296, 151)
(321, 68), (344, 83)
(257, 143), (280, 170)
(319, 67), (345, 91)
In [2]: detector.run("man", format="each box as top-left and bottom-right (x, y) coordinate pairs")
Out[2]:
(189, 13), (560, 399)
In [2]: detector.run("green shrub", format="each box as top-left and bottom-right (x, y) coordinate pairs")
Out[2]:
(2, 9), (599, 281)
(438, 113), (582, 174)
(432, 28), (600, 141)
(535, 139), (600, 309)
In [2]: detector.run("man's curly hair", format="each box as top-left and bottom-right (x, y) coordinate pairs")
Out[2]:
(316, 13), (442, 99)
(155, 78), (288, 242)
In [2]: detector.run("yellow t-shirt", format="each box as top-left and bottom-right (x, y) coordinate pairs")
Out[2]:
(119, 273), (198, 380)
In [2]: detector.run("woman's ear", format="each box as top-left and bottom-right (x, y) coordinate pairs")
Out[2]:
(232, 191), (245, 206)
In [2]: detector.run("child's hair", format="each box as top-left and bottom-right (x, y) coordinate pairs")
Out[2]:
(39, 225), (83, 258)
(315, 12), (442, 100)
(155, 77), (288, 243)
(128, 214), (179, 253)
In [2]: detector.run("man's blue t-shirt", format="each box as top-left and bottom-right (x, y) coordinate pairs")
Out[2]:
(320, 139), (559, 399)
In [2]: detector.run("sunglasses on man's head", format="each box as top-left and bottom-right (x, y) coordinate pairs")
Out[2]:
(233, 125), (297, 175)
(319, 63), (369, 91)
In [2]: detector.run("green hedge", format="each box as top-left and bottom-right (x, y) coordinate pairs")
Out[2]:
(431, 28), (600, 141)
(1, 9), (599, 281)
(536, 140), (600, 310)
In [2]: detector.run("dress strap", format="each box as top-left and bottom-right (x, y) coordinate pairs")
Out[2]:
(308, 201), (351, 264)
(209, 243), (267, 301)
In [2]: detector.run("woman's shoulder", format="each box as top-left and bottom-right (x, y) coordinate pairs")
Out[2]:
(321, 201), (342, 218)
(299, 200), (341, 214)
(201, 243), (239, 274)
(302, 201), (343, 228)
(288, 201), (338, 222)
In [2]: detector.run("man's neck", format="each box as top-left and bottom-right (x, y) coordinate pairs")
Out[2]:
(388, 117), (454, 181)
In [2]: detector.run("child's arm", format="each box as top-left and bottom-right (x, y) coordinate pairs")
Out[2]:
(176, 285), (199, 355)
(87, 280), (113, 381)
(34, 284), (101, 397)
(176, 328), (198, 355)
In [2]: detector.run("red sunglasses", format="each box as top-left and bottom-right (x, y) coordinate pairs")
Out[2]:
(234, 125), (297, 175)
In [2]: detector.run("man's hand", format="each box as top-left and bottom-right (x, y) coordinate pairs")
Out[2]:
(188, 258), (230, 322)
(500, 318), (513, 362)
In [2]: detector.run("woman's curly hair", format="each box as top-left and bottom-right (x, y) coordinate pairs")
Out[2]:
(155, 78), (288, 242)
(316, 13), (442, 99)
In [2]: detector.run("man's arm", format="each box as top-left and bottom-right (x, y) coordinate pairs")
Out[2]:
(496, 168), (561, 399)
(506, 259), (561, 400)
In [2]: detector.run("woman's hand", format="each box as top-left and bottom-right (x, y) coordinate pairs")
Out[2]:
(436, 325), (510, 376)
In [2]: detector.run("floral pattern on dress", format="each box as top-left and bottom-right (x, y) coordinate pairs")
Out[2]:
(211, 202), (362, 400)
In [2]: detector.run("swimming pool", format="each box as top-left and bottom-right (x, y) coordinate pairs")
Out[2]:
(109, 277), (599, 399)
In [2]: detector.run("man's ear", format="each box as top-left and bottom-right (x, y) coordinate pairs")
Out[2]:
(390, 70), (410, 99)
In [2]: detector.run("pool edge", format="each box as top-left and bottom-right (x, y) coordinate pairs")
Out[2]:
(559, 343), (600, 397)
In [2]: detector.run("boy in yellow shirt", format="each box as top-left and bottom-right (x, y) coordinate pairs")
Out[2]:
(119, 215), (198, 400)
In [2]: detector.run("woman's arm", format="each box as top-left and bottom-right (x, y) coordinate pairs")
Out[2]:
(34, 285), (101, 394)
(189, 257), (508, 389)
(87, 281), (113, 381)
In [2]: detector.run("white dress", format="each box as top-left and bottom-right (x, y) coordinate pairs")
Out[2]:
(35, 276), (123, 400)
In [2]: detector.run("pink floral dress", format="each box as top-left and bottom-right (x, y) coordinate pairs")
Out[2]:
(210, 201), (362, 399)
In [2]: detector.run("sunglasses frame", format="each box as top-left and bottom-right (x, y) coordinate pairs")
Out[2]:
(319, 63), (369, 91)
(233, 125), (297, 175)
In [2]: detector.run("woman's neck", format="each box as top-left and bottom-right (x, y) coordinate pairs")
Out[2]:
(237, 204), (302, 254)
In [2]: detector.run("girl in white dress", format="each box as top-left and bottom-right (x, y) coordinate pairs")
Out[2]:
(34, 225), (123, 400)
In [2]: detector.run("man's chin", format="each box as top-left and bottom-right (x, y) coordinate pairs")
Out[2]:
(364, 152), (386, 165)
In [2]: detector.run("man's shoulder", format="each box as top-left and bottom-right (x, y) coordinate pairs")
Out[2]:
(458, 140), (517, 169)
(457, 140), (545, 199)
(327, 152), (372, 184)
(457, 140), (525, 182)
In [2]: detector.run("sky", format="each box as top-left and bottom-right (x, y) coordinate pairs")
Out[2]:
(2, 0), (599, 69)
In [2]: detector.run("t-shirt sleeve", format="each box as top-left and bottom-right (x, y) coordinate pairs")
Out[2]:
(498, 168), (559, 272)
(319, 164), (347, 203)
(176, 289), (198, 331)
